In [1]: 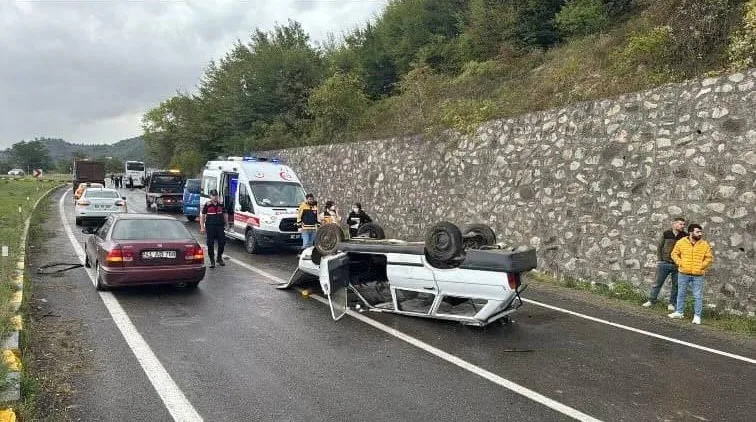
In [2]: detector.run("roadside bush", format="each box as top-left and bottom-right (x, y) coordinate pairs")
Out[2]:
(556, 0), (610, 37)
(308, 72), (370, 142)
(435, 98), (501, 134)
(728, 0), (756, 70)
(610, 25), (680, 84)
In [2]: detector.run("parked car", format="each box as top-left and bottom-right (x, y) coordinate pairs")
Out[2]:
(145, 170), (185, 212)
(74, 187), (127, 225)
(82, 214), (206, 290)
(278, 222), (537, 326)
(74, 182), (105, 201)
(182, 178), (201, 222)
(7, 169), (24, 176)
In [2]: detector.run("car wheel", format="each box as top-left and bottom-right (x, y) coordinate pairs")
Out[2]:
(84, 247), (91, 268)
(315, 223), (346, 256)
(356, 222), (386, 239)
(424, 221), (464, 268)
(185, 281), (200, 290)
(245, 229), (259, 254)
(187, 215), (196, 222)
(461, 223), (496, 249)
(95, 262), (110, 291)
(75, 218), (82, 226)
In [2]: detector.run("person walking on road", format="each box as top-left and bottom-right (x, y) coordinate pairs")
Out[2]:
(200, 189), (228, 268)
(297, 193), (318, 249)
(668, 223), (713, 324)
(346, 202), (372, 237)
(643, 217), (687, 311)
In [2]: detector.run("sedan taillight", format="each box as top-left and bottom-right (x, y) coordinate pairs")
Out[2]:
(106, 246), (133, 265)
(507, 273), (521, 290)
(184, 244), (204, 263)
(115, 200), (126, 207)
(77, 200), (90, 206)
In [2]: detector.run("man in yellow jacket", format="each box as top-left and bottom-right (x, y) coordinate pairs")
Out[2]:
(668, 224), (713, 324)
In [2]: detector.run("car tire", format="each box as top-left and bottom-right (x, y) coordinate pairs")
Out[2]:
(186, 215), (196, 222)
(95, 262), (110, 291)
(356, 222), (386, 239)
(315, 223), (346, 256)
(185, 281), (200, 290)
(461, 223), (496, 249)
(84, 247), (91, 268)
(245, 229), (259, 254)
(424, 221), (464, 268)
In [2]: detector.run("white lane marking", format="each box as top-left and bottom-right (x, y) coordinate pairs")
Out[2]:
(522, 298), (756, 364)
(59, 189), (203, 422)
(227, 256), (601, 422)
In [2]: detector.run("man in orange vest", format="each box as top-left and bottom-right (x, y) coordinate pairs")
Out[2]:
(668, 223), (713, 325)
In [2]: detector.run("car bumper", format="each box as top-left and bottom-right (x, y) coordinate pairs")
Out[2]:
(253, 229), (302, 247)
(183, 205), (200, 216)
(75, 209), (126, 218)
(101, 264), (206, 286)
(157, 202), (183, 210)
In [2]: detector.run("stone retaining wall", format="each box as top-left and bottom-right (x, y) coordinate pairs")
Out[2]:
(272, 69), (756, 313)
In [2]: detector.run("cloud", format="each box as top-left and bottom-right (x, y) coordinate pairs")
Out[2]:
(0, 0), (386, 149)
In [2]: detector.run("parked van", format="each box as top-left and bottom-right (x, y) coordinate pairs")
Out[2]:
(183, 178), (201, 222)
(200, 157), (306, 253)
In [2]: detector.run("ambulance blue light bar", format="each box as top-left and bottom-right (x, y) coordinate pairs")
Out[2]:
(243, 155), (283, 163)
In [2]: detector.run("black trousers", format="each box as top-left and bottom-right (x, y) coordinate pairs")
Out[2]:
(206, 225), (226, 261)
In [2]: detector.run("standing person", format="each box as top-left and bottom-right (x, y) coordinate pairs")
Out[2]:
(128, 176), (134, 189)
(643, 217), (687, 311)
(296, 193), (318, 249)
(668, 224), (713, 324)
(347, 202), (372, 237)
(200, 189), (228, 268)
(319, 200), (341, 225)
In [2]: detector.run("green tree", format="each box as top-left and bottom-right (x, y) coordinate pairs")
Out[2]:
(308, 72), (371, 141)
(9, 140), (53, 171)
(556, 0), (609, 37)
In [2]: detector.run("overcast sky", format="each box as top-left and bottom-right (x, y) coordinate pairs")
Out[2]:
(0, 0), (387, 149)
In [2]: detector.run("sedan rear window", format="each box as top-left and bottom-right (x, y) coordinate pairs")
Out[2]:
(111, 219), (192, 240)
(85, 190), (120, 198)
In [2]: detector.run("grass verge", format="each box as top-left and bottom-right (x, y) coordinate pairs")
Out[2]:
(16, 193), (52, 421)
(529, 270), (756, 336)
(0, 179), (61, 415)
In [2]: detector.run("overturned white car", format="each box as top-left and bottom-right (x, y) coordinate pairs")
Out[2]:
(277, 221), (537, 327)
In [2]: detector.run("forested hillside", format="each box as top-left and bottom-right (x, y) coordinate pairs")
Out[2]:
(143, 0), (756, 176)
(0, 136), (145, 174)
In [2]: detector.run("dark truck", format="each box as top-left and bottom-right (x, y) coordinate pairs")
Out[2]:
(145, 170), (185, 212)
(73, 159), (105, 191)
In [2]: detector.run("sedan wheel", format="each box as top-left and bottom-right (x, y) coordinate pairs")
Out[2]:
(95, 262), (110, 291)
(84, 246), (91, 268)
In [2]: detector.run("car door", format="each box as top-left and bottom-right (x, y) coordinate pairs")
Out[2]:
(93, 218), (112, 264)
(319, 252), (350, 321)
(385, 252), (438, 315)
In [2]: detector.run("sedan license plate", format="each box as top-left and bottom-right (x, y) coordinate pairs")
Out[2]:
(142, 250), (176, 259)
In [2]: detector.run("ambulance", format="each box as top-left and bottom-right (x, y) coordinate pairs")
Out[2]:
(199, 156), (307, 253)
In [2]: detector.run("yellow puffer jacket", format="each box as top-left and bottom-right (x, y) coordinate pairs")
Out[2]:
(671, 238), (713, 276)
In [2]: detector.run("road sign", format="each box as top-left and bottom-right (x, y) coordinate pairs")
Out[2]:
(33, 168), (43, 178)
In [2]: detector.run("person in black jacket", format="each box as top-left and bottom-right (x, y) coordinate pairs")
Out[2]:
(200, 189), (229, 268)
(643, 217), (687, 310)
(347, 202), (372, 237)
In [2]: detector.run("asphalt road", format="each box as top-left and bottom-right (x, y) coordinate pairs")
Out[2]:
(29, 185), (756, 421)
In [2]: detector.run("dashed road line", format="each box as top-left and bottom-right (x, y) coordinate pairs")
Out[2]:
(522, 298), (756, 364)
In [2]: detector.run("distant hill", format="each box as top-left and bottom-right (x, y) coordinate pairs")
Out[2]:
(37, 136), (146, 163)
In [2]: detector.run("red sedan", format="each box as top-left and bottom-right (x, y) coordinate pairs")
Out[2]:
(83, 214), (206, 290)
